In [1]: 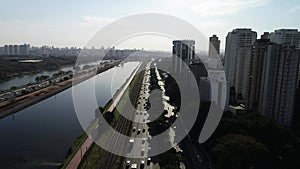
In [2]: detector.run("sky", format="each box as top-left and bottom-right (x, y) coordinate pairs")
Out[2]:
(0, 0), (299, 50)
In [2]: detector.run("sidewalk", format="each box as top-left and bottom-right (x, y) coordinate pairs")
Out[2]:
(66, 138), (93, 169)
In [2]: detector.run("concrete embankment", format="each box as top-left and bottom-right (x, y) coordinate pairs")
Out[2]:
(0, 61), (121, 119)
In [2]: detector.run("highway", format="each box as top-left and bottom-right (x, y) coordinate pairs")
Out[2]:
(97, 62), (143, 169)
(122, 61), (159, 169)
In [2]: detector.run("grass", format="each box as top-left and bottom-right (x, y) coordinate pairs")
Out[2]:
(59, 133), (88, 169)
(75, 62), (146, 169)
(78, 143), (103, 169)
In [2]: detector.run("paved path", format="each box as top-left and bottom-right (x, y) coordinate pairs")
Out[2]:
(66, 138), (93, 169)
(107, 63), (142, 112)
(65, 62), (141, 169)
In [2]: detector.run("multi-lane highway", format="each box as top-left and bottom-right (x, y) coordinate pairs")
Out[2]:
(123, 61), (159, 169)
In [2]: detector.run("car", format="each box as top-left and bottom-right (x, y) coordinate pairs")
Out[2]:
(140, 160), (145, 169)
(142, 138), (146, 144)
(142, 119), (146, 123)
(132, 127), (136, 132)
(129, 139), (134, 150)
(137, 129), (141, 135)
(126, 160), (130, 169)
(131, 163), (137, 169)
(141, 149), (145, 156)
(147, 158), (151, 165)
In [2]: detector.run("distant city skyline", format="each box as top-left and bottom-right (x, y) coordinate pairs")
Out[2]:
(0, 0), (299, 50)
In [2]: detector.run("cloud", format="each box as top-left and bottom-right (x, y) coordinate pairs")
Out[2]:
(169, 0), (269, 16)
(289, 5), (300, 13)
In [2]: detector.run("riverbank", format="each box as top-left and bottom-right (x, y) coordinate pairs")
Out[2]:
(0, 56), (77, 81)
(0, 60), (121, 119)
(61, 62), (143, 169)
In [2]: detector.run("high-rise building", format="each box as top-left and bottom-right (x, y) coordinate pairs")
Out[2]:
(8, 45), (14, 55)
(0, 47), (4, 55)
(189, 61), (209, 102)
(13, 45), (19, 55)
(19, 44), (30, 56)
(258, 44), (299, 126)
(4, 45), (9, 55)
(172, 40), (195, 74)
(224, 29), (257, 102)
(270, 29), (300, 49)
(248, 32), (270, 110)
(270, 29), (300, 88)
(209, 35), (220, 58)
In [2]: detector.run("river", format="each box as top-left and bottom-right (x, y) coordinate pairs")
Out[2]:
(0, 61), (140, 169)
(0, 61), (103, 91)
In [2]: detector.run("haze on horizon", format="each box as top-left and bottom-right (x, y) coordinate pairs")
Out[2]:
(0, 0), (299, 50)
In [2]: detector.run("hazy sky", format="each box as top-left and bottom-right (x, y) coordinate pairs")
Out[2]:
(0, 0), (299, 50)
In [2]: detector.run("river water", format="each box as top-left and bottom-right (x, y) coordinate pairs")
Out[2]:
(0, 61), (139, 169)
(0, 67), (74, 91)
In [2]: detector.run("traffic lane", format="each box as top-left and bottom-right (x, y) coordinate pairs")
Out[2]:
(124, 70), (150, 168)
(125, 97), (152, 166)
(124, 63), (154, 168)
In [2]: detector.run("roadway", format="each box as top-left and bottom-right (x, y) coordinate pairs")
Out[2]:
(122, 61), (159, 169)
(97, 62), (144, 169)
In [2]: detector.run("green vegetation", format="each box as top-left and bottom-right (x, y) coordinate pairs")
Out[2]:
(35, 75), (49, 82)
(205, 112), (300, 169)
(159, 148), (181, 169)
(78, 143), (102, 169)
(147, 64), (183, 169)
(0, 56), (77, 81)
(59, 133), (88, 169)
(77, 62), (145, 169)
(212, 134), (270, 169)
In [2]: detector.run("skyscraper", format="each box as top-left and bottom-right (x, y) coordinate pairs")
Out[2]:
(258, 44), (299, 126)
(270, 29), (300, 88)
(19, 44), (30, 56)
(248, 32), (270, 110)
(13, 45), (19, 55)
(209, 35), (220, 58)
(172, 40), (195, 74)
(4, 45), (9, 55)
(224, 29), (257, 102)
(270, 29), (300, 49)
(8, 45), (14, 55)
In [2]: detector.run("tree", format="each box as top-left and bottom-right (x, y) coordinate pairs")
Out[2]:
(212, 134), (271, 169)
(10, 86), (17, 90)
(35, 75), (49, 82)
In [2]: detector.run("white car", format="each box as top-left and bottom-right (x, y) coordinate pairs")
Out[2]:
(131, 163), (137, 169)
(132, 127), (136, 132)
(140, 160), (145, 169)
(126, 160), (130, 169)
(147, 158), (151, 165)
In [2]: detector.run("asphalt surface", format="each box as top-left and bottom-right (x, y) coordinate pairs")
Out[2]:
(122, 61), (159, 169)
